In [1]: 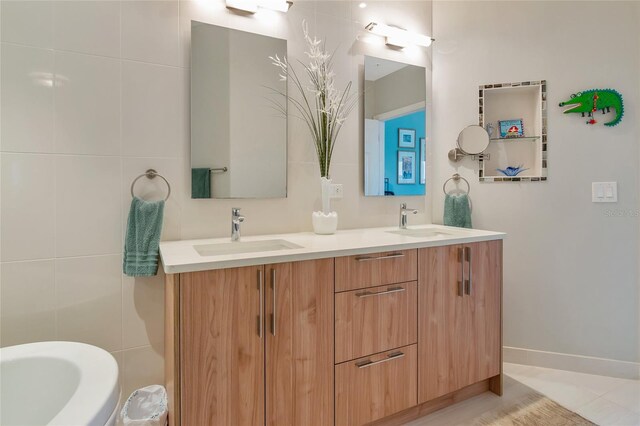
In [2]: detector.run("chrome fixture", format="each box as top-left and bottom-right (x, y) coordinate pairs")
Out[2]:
(226, 0), (292, 14)
(442, 173), (470, 195)
(448, 125), (491, 162)
(231, 207), (245, 241)
(364, 22), (434, 49)
(399, 203), (418, 229)
(130, 169), (171, 202)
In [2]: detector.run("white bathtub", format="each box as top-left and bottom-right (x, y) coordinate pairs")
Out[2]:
(0, 341), (120, 426)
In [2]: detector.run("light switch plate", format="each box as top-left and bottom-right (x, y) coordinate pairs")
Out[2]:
(592, 182), (617, 203)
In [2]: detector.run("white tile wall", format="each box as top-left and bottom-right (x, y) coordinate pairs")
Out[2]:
(55, 155), (122, 257)
(0, 44), (54, 153)
(1, 1), (54, 49)
(121, 1), (182, 67)
(54, 51), (121, 155)
(55, 255), (123, 351)
(121, 60), (186, 158)
(1, 0), (432, 397)
(0, 260), (56, 346)
(53, 1), (121, 58)
(1, 153), (56, 261)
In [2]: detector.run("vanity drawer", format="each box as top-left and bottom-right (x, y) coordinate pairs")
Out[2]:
(335, 281), (417, 363)
(335, 344), (417, 426)
(335, 249), (417, 292)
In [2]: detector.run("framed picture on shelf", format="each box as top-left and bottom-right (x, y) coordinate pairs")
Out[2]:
(397, 151), (416, 184)
(420, 138), (426, 184)
(398, 128), (416, 148)
(498, 119), (524, 138)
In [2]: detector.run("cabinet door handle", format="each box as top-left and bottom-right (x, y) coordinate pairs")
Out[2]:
(258, 269), (264, 338)
(355, 253), (405, 262)
(270, 268), (276, 336)
(465, 246), (472, 295)
(355, 286), (405, 298)
(356, 351), (405, 369)
(459, 247), (465, 297)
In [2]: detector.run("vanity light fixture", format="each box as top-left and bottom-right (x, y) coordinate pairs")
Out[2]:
(364, 22), (433, 49)
(226, 0), (292, 14)
(358, 2), (367, 8)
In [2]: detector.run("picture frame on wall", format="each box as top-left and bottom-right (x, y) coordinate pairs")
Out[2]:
(397, 151), (416, 184)
(498, 118), (525, 138)
(420, 138), (426, 184)
(398, 128), (416, 148)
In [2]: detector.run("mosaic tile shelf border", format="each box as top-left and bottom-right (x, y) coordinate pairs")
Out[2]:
(478, 80), (548, 183)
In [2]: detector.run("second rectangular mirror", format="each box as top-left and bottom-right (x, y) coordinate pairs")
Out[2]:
(191, 21), (287, 199)
(364, 56), (426, 196)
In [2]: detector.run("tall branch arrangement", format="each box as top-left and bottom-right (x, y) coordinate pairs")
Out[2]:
(269, 21), (358, 178)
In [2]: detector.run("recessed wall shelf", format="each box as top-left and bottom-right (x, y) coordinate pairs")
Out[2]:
(478, 80), (547, 182)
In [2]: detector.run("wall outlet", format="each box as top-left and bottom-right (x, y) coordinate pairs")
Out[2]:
(329, 184), (343, 199)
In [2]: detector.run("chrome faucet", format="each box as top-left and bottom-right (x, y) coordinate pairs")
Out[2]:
(399, 203), (418, 229)
(231, 207), (245, 241)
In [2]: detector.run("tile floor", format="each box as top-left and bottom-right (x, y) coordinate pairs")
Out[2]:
(407, 363), (640, 426)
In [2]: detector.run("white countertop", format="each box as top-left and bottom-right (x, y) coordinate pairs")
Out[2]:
(159, 225), (506, 274)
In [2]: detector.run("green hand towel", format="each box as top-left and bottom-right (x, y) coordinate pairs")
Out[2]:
(191, 168), (211, 199)
(124, 196), (165, 277)
(444, 193), (472, 228)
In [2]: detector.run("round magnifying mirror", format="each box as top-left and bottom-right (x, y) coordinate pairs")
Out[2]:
(457, 125), (490, 155)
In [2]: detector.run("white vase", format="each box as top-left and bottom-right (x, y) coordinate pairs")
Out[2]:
(312, 177), (338, 235)
(312, 211), (338, 234)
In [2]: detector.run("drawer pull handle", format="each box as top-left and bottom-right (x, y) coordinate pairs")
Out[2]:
(355, 286), (405, 298)
(355, 253), (405, 262)
(356, 351), (405, 369)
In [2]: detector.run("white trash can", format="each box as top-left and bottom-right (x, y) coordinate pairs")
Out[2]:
(120, 385), (168, 426)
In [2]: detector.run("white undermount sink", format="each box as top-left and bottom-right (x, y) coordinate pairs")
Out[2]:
(194, 239), (303, 256)
(386, 228), (458, 238)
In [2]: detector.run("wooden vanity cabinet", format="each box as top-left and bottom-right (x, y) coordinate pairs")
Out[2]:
(168, 258), (334, 426)
(166, 239), (502, 426)
(417, 240), (502, 404)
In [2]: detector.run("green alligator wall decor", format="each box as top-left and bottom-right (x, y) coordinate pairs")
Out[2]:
(558, 89), (624, 126)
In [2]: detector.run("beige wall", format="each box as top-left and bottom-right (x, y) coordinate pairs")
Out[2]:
(432, 0), (639, 366)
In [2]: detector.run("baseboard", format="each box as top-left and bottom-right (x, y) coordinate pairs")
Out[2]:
(504, 346), (640, 380)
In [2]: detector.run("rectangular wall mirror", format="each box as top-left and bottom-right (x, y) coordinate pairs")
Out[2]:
(191, 21), (287, 199)
(364, 56), (426, 196)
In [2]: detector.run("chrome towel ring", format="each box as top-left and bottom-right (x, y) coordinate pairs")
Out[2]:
(130, 169), (171, 201)
(442, 173), (470, 195)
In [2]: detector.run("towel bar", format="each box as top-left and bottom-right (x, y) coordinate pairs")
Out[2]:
(130, 169), (171, 201)
(443, 173), (470, 195)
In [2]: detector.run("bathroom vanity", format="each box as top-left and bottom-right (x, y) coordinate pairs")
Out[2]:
(161, 225), (505, 426)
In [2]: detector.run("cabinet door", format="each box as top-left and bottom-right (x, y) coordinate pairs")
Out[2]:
(418, 241), (502, 403)
(466, 240), (502, 384)
(180, 266), (264, 426)
(418, 244), (471, 403)
(266, 259), (334, 426)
